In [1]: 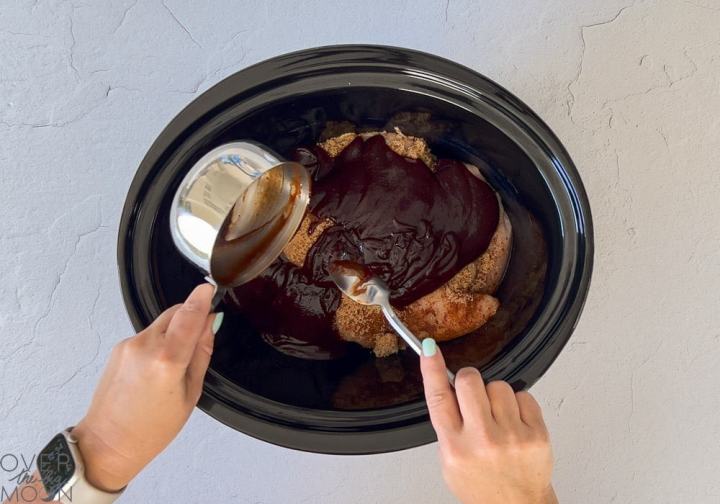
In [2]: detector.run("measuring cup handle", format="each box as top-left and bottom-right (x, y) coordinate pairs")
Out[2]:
(210, 285), (227, 311)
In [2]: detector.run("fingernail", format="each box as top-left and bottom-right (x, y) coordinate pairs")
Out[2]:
(212, 312), (224, 334)
(422, 338), (437, 357)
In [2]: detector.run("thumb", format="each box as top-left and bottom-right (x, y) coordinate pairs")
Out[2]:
(187, 312), (222, 399)
(420, 338), (462, 436)
(164, 284), (214, 365)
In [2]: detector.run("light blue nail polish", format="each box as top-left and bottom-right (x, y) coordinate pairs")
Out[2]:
(212, 312), (224, 334)
(422, 338), (437, 357)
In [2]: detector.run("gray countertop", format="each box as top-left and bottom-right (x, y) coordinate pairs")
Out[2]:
(1, 0), (719, 502)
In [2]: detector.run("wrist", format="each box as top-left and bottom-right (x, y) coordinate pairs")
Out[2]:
(71, 422), (134, 493)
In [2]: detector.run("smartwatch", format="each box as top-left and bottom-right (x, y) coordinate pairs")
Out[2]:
(37, 429), (124, 503)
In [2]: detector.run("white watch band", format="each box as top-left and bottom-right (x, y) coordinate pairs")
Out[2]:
(58, 472), (124, 504)
(57, 429), (125, 504)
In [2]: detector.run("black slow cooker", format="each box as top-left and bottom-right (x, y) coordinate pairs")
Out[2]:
(118, 45), (593, 454)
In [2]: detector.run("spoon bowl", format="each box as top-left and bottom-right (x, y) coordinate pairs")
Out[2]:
(328, 261), (390, 306)
(210, 162), (311, 288)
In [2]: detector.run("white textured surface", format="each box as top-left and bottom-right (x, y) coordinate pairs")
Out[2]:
(1, 0), (719, 502)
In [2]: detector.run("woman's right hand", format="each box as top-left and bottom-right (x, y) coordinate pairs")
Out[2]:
(420, 339), (558, 504)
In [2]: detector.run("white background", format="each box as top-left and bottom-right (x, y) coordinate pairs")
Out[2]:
(1, 0), (719, 502)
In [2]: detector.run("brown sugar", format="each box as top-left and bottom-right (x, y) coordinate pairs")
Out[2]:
(318, 120), (356, 141)
(447, 211), (512, 295)
(318, 132), (358, 157)
(333, 298), (400, 358)
(375, 129), (435, 169)
(372, 333), (400, 358)
(319, 130), (435, 168)
(282, 215), (334, 267)
(334, 295), (386, 346)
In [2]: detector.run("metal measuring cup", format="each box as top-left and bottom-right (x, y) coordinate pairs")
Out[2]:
(169, 142), (311, 308)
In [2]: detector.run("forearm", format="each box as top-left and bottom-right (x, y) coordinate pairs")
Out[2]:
(1, 471), (58, 504)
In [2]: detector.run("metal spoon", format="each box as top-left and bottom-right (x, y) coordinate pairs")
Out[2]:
(329, 261), (456, 386)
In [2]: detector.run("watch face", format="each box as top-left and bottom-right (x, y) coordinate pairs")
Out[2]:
(38, 434), (76, 498)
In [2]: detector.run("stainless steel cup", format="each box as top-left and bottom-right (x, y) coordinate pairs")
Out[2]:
(169, 141), (282, 274)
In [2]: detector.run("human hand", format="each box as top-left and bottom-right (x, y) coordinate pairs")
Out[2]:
(71, 284), (222, 492)
(420, 339), (557, 504)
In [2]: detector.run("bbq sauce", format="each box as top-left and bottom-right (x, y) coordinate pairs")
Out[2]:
(227, 136), (500, 358)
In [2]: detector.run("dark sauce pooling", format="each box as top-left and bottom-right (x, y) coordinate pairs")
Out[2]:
(299, 136), (499, 305)
(228, 135), (500, 358)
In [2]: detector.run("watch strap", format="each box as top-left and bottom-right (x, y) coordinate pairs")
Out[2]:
(58, 470), (124, 504)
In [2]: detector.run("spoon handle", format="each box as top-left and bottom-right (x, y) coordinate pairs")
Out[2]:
(380, 303), (456, 387)
(204, 276), (227, 312)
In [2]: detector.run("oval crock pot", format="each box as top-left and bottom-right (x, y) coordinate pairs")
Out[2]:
(118, 45), (593, 454)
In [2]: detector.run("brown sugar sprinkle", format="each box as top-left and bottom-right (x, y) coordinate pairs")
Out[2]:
(318, 120), (357, 141)
(282, 214), (334, 267)
(377, 128), (436, 169)
(318, 132), (357, 157)
(373, 332), (400, 358)
(319, 130), (436, 169)
(447, 212), (512, 295)
(333, 295), (387, 346)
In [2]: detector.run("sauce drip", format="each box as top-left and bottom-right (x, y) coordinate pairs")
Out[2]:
(228, 136), (500, 358)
